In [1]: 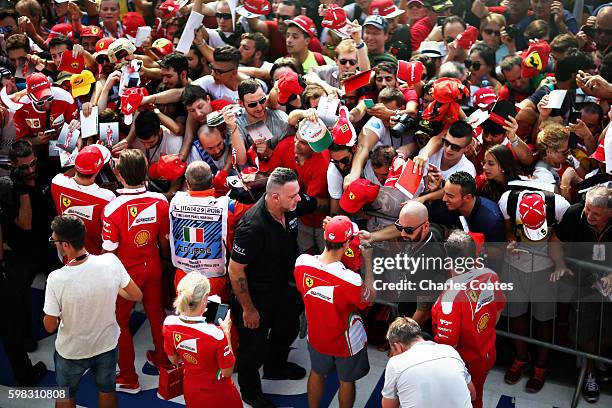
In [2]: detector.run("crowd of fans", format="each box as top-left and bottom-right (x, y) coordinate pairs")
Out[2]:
(0, 0), (611, 407)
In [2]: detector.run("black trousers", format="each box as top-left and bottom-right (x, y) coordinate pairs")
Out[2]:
(233, 286), (303, 397)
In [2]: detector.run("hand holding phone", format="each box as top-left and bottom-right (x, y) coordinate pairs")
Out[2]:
(363, 99), (375, 108)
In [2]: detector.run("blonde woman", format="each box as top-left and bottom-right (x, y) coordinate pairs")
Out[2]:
(162, 272), (241, 407)
(480, 13), (515, 64)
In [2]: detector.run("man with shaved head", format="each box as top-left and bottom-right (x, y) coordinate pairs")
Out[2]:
(360, 200), (447, 326)
(595, 5), (612, 55)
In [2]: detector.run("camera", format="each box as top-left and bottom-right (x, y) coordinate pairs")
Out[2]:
(391, 114), (416, 137)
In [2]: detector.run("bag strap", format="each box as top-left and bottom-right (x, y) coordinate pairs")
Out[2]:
(507, 189), (521, 239)
(313, 52), (325, 66)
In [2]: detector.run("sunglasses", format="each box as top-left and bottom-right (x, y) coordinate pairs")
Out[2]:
(483, 28), (501, 37)
(245, 96), (267, 108)
(339, 58), (358, 66)
(443, 138), (467, 152)
(394, 220), (426, 234)
(209, 64), (236, 75)
(277, 14), (293, 21)
(216, 12), (233, 20)
(33, 96), (53, 106)
(17, 158), (37, 171)
(464, 60), (482, 71)
(331, 157), (351, 167)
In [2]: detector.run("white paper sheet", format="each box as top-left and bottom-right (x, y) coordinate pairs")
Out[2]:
(316, 96), (340, 127)
(80, 106), (99, 138)
(248, 122), (273, 142)
(544, 89), (567, 109)
(135, 26), (152, 47)
(176, 11), (204, 54)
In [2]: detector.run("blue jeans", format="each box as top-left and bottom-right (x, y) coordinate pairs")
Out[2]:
(54, 346), (118, 397)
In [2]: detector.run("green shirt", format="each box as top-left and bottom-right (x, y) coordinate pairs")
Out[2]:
(275, 51), (334, 73)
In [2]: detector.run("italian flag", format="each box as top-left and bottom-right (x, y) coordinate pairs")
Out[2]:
(183, 227), (205, 243)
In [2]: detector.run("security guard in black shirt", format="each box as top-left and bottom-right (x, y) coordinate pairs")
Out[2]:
(229, 167), (317, 408)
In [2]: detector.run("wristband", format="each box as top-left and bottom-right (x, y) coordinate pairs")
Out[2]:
(356, 42), (365, 49)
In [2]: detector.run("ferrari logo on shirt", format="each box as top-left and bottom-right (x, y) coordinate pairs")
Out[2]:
(468, 290), (478, 303)
(129, 206), (138, 218)
(345, 248), (355, 258)
(127, 203), (158, 230)
(62, 197), (71, 207)
(305, 277), (314, 288)
(477, 313), (490, 333)
(174, 333), (181, 343)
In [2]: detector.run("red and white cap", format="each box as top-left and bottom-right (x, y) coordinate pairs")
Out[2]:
(46, 23), (73, 44)
(75, 145), (106, 175)
(27, 73), (52, 101)
(322, 5), (353, 39)
(152, 38), (174, 56)
(120, 87), (147, 125)
(518, 192), (548, 241)
(369, 0), (405, 19)
(324, 215), (358, 243)
(80, 25), (103, 39)
(236, 0), (271, 18)
(473, 87), (497, 108)
(397, 60), (424, 86)
(591, 139), (606, 163)
(331, 106), (357, 146)
(286, 15), (317, 38)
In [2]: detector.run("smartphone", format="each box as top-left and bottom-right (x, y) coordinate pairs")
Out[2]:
(204, 302), (229, 326)
(43, 129), (56, 138)
(363, 99), (375, 108)
(127, 76), (139, 88)
(437, 16), (446, 27)
(568, 110), (582, 124)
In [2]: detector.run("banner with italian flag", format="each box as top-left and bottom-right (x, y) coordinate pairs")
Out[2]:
(183, 227), (205, 243)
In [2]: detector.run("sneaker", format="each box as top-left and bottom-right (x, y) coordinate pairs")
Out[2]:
(146, 350), (173, 370)
(242, 393), (275, 408)
(596, 361), (611, 383)
(116, 376), (141, 394)
(526, 366), (547, 393)
(582, 373), (600, 403)
(504, 358), (529, 385)
(263, 362), (306, 380)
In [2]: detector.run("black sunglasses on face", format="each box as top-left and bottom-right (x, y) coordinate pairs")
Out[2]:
(464, 60), (482, 71)
(443, 138), (467, 152)
(331, 157), (351, 167)
(48, 236), (66, 244)
(33, 96), (53, 106)
(483, 28), (501, 36)
(17, 159), (37, 171)
(209, 63), (236, 75)
(339, 58), (357, 66)
(246, 96), (267, 108)
(216, 12), (233, 20)
(96, 55), (110, 64)
(394, 220), (426, 234)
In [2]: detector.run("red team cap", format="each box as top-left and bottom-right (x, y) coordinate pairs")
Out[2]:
(236, 0), (272, 18)
(75, 145), (105, 175)
(152, 38), (175, 56)
(322, 5), (347, 29)
(122, 12), (146, 38)
(277, 71), (305, 105)
(157, 154), (187, 180)
(369, 0), (405, 18)
(397, 60), (424, 86)
(521, 40), (550, 79)
(80, 25), (103, 39)
(455, 26), (479, 49)
(212, 169), (231, 197)
(121, 87), (147, 125)
(342, 70), (373, 94)
(286, 15), (317, 38)
(341, 236), (363, 271)
(27, 73), (52, 101)
(58, 51), (85, 75)
(159, 0), (183, 19)
(46, 23), (73, 44)
(324, 215), (356, 243)
(518, 193), (548, 241)
(473, 87), (497, 108)
(340, 178), (380, 214)
(590, 139), (606, 162)
(94, 37), (116, 59)
(332, 106), (357, 146)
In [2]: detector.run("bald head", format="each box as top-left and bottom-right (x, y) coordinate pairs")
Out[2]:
(399, 201), (429, 223)
(596, 6), (612, 51)
(185, 161), (212, 191)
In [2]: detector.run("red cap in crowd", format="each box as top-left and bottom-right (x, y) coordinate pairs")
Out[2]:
(321, 5), (353, 39)
(58, 51), (85, 75)
(27, 73), (52, 101)
(123, 12), (146, 38)
(80, 25), (103, 39)
(121, 87), (147, 125)
(342, 70), (373, 94)
(94, 37), (115, 59)
(341, 236), (363, 271)
(591, 139), (606, 162)
(518, 192), (548, 241)
(384, 155), (407, 187)
(157, 154), (187, 180)
(340, 178), (380, 214)
(473, 87), (497, 108)
(212, 170), (231, 197)
(277, 71), (304, 105)
(324, 215), (357, 243)
(236, 0), (271, 18)
(332, 106), (357, 146)
(46, 23), (74, 44)
(369, 0), (405, 18)
(75, 145), (105, 175)
(159, 0), (184, 19)
(397, 60), (424, 86)
(521, 40), (550, 79)
(455, 26), (479, 49)
(152, 38), (174, 56)
(286, 15), (317, 38)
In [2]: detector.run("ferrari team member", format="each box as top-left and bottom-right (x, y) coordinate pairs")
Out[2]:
(102, 149), (171, 393)
(294, 215), (375, 408)
(431, 230), (506, 408)
(51, 144), (116, 255)
(163, 272), (241, 408)
(169, 161), (251, 303)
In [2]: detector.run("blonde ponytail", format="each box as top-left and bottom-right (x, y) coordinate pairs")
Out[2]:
(173, 272), (211, 315)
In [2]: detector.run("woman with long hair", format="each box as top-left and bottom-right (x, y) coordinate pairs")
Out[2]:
(162, 272), (241, 407)
(478, 144), (522, 202)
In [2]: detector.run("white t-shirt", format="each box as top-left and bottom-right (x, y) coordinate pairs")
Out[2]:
(132, 126), (183, 164)
(426, 148), (476, 179)
(363, 117), (395, 148)
(327, 163), (345, 200)
(382, 341), (472, 408)
(498, 190), (570, 272)
(43, 253), (131, 359)
(192, 75), (239, 103)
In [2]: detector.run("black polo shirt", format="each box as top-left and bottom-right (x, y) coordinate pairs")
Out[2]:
(557, 202), (612, 267)
(231, 192), (317, 298)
